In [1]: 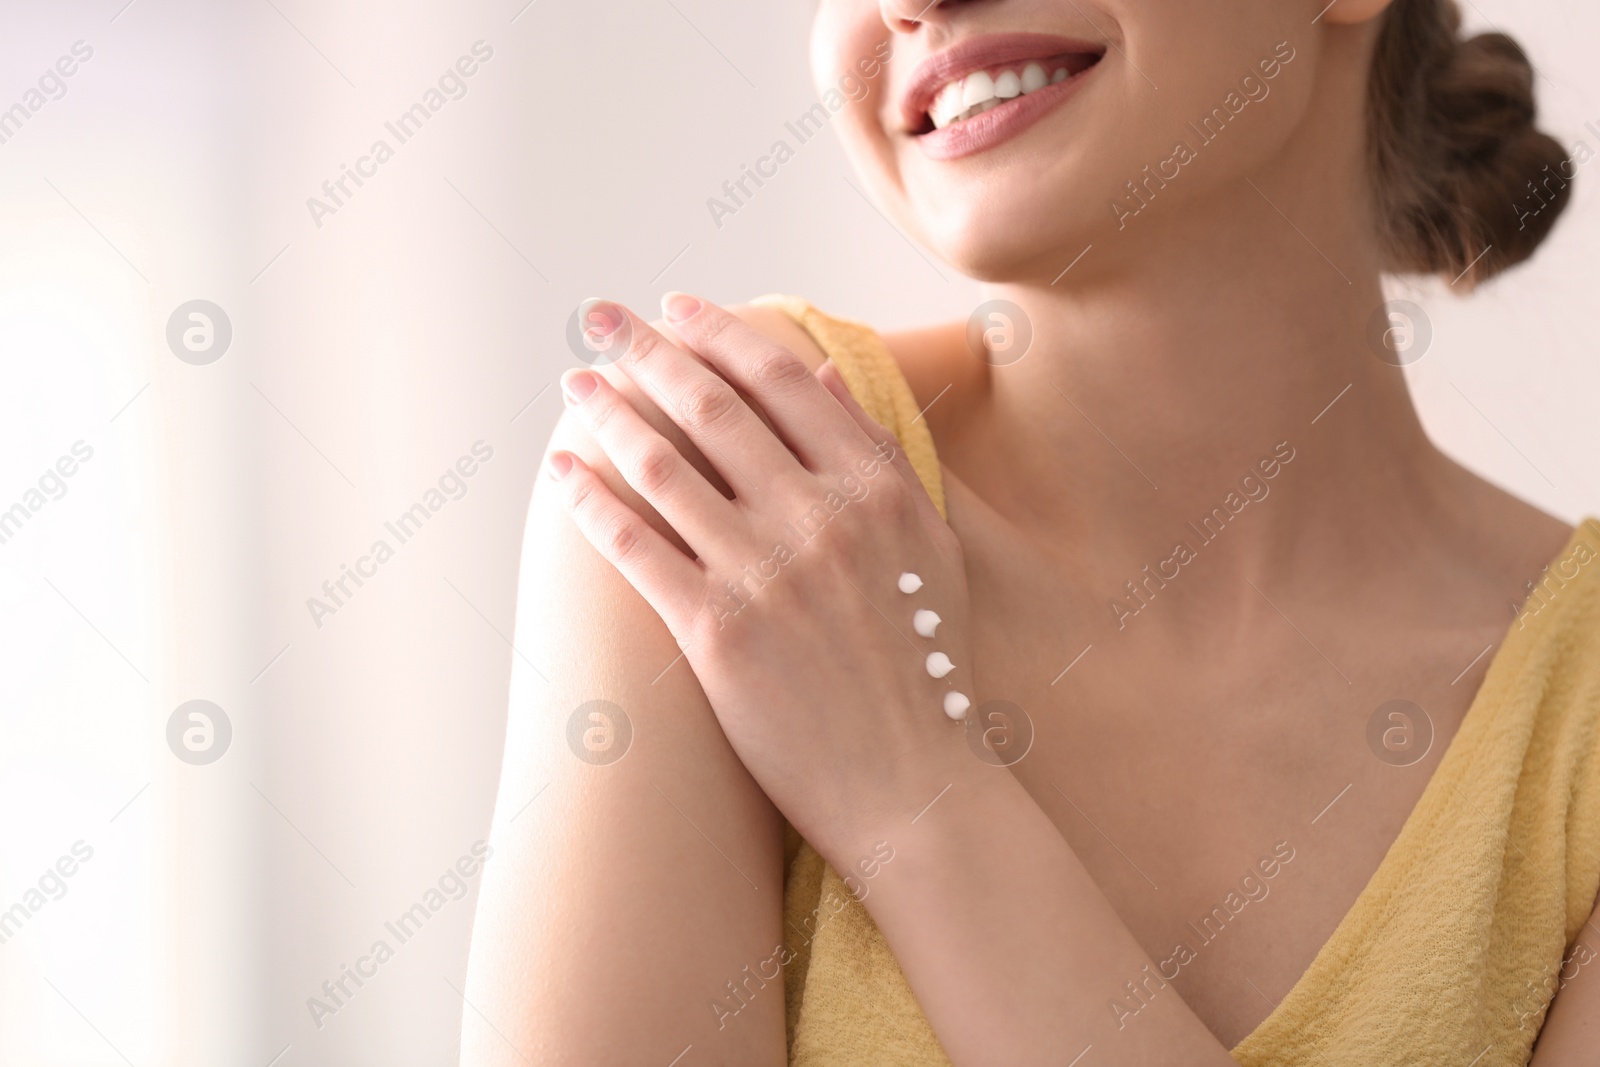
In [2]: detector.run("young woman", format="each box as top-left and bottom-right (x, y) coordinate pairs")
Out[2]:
(462, 0), (1598, 1063)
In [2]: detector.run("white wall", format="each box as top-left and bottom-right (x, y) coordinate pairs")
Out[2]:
(0, 0), (1593, 1065)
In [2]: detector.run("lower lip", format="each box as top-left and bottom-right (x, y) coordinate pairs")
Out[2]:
(914, 64), (1099, 162)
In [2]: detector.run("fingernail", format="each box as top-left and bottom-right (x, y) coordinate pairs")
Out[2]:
(662, 292), (701, 322)
(562, 369), (598, 404)
(583, 300), (622, 339)
(548, 452), (574, 480)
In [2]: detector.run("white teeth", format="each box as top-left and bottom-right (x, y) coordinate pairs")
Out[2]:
(930, 82), (964, 129)
(961, 70), (996, 109)
(928, 58), (1080, 130)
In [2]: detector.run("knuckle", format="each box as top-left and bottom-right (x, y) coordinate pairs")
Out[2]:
(785, 492), (836, 534)
(630, 440), (679, 496)
(598, 512), (645, 562)
(749, 350), (812, 394)
(861, 477), (910, 518)
(678, 378), (740, 431)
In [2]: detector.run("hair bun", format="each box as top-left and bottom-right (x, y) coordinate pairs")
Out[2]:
(1371, 1), (1572, 286)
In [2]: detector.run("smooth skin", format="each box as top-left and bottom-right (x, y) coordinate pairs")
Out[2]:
(462, 0), (1598, 1063)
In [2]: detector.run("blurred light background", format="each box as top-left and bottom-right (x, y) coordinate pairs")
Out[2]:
(0, 0), (1595, 1064)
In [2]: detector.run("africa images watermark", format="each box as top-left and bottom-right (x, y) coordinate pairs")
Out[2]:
(0, 840), (96, 949)
(1512, 115), (1600, 233)
(306, 840), (492, 1029)
(1108, 840), (1297, 1032)
(305, 440), (494, 628)
(0, 40), (95, 148)
(1110, 40), (1298, 230)
(0, 439), (95, 548)
(706, 38), (894, 229)
(1511, 940), (1596, 1035)
(707, 438), (899, 630)
(305, 40), (495, 229)
(710, 840), (895, 1032)
(1512, 527), (1597, 631)
(1107, 441), (1298, 630)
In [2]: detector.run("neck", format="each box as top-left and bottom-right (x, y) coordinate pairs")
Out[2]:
(954, 175), (1444, 578)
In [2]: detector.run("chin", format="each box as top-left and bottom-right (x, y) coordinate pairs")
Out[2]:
(926, 216), (1078, 283)
(904, 166), (1114, 283)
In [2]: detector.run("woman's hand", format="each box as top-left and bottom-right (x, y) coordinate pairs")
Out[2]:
(547, 295), (1243, 1066)
(548, 293), (973, 858)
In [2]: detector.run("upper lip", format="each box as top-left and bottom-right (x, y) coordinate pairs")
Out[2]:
(899, 32), (1106, 133)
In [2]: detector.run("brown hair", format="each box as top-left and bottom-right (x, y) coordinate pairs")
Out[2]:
(1369, 0), (1572, 286)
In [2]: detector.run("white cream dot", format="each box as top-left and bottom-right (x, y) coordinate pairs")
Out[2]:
(925, 651), (955, 678)
(913, 609), (941, 638)
(898, 572), (923, 594)
(944, 692), (971, 720)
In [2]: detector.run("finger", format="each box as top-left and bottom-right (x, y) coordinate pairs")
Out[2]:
(548, 449), (703, 635)
(816, 361), (943, 527)
(560, 367), (744, 562)
(594, 301), (800, 499)
(660, 293), (873, 471)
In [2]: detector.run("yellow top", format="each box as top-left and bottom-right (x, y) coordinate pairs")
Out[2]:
(755, 294), (1600, 1067)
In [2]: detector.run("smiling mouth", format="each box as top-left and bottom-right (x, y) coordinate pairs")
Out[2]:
(913, 52), (1102, 135)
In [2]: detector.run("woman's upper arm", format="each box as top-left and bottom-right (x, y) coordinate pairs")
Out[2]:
(459, 312), (809, 1064)
(1528, 894), (1600, 1063)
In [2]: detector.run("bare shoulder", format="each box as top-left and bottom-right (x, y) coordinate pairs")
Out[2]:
(460, 310), (790, 1063)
